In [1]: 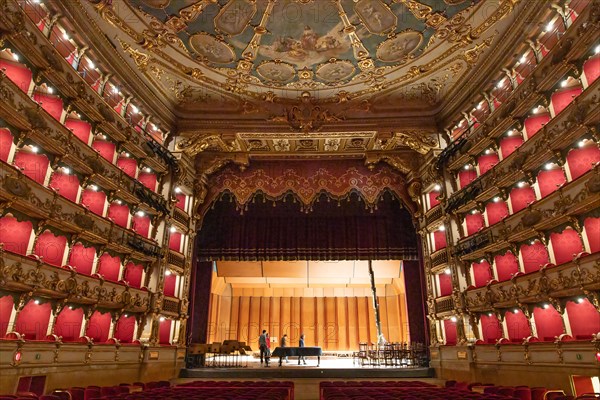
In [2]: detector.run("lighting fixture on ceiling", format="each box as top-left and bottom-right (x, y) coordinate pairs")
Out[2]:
(433, 184), (441, 191)
(30, 146), (39, 153)
(12, 53), (19, 61)
(444, 268), (451, 275)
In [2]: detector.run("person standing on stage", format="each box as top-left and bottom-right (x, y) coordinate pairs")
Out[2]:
(280, 333), (289, 363)
(298, 333), (307, 365)
(259, 330), (268, 365)
(265, 332), (271, 367)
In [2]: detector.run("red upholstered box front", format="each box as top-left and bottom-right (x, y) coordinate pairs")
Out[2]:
(0, 128), (13, 162)
(494, 252), (519, 282)
(175, 193), (186, 210)
(480, 314), (503, 343)
(0, 59), (32, 92)
(550, 87), (582, 116)
(34, 231), (67, 266)
(49, 171), (80, 202)
(0, 295), (14, 337)
(114, 315), (136, 343)
(86, 311), (111, 343)
(523, 114), (550, 139)
(14, 300), (51, 340)
(472, 260), (492, 288)
(499, 135), (523, 158)
(438, 273), (452, 297)
(33, 93), (64, 121)
(486, 201), (509, 226)
(164, 274), (176, 297)
(566, 299), (600, 340)
(80, 188), (106, 216)
(428, 191), (440, 208)
(584, 217), (600, 254)
(65, 119), (92, 144)
(433, 230), (447, 251)
(159, 319), (172, 344)
(138, 172), (157, 191)
(13, 151), (50, 185)
(465, 213), (485, 236)
(117, 156), (137, 178)
(443, 319), (457, 345)
(582, 54), (600, 86)
(107, 203), (130, 228)
(54, 307), (84, 342)
(458, 169), (477, 189)
(68, 243), (96, 275)
(96, 253), (121, 282)
(132, 214), (151, 238)
(533, 305), (564, 341)
(520, 241), (550, 273)
(477, 153), (499, 175)
(124, 262), (143, 288)
(91, 140), (116, 162)
(169, 231), (182, 252)
(537, 168), (566, 198)
(509, 186), (536, 213)
(566, 145), (600, 180)
(0, 215), (33, 255)
(550, 228), (583, 265)
(505, 310), (531, 342)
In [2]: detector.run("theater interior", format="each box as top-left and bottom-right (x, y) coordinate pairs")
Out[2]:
(0, 0), (599, 399)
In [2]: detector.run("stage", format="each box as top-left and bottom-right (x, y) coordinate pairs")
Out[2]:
(180, 356), (434, 379)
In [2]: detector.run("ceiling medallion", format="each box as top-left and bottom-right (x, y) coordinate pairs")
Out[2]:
(256, 60), (297, 84)
(354, 0), (397, 35)
(376, 31), (423, 63)
(189, 33), (236, 64)
(315, 59), (356, 83)
(214, 0), (257, 37)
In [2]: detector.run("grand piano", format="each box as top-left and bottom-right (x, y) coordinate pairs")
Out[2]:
(271, 346), (323, 366)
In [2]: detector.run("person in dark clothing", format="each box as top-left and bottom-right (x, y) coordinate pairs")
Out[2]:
(298, 333), (307, 365)
(259, 330), (268, 365)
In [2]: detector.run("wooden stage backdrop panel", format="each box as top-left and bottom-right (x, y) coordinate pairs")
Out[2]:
(207, 292), (410, 351)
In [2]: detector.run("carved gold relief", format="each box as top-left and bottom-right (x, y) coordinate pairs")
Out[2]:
(189, 33), (236, 64)
(214, 0), (257, 37)
(376, 31), (423, 63)
(354, 0), (397, 35)
(315, 59), (356, 83)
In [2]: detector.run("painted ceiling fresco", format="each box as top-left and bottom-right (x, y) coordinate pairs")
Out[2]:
(130, 0), (472, 86)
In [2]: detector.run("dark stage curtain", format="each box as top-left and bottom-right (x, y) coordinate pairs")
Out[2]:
(196, 190), (418, 261)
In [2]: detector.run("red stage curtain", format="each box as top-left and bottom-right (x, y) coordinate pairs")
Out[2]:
(0, 59), (32, 92)
(523, 114), (550, 139)
(499, 136), (524, 158)
(114, 315), (136, 343)
(495, 252), (519, 282)
(458, 169), (477, 189)
(0, 295), (14, 337)
(533, 306), (564, 341)
(13, 151), (50, 185)
(175, 193), (186, 210)
(583, 54), (600, 86)
(443, 319), (457, 345)
(138, 172), (157, 191)
(132, 215), (151, 238)
(550, 228), (583, 265)
(566, 146), (600, 180)
(537, 168), (566, 198)
(169, 231), (182, 252)
(15, 300), (51, 340)
(54, 307), (83, 342)
(49, 171), (80, 202)
(584, 217), (600, 254)
(433, 230), (447, 252)
(68, 243), (95, 275)
(159, 319), (172, 345)
(86, 311), (111, 343)
(0, 215), (33, 255)
(472, 260), (492, 288)
(80, 188), (106, 216)
(566, 299), (600, 340)
(117, 156), (137, 178)
(505, 310), (531, 342)
(520, 241), (550, 273)
(486, 201), (509, 226)
(96, 253), (121, 282)
(480, 314), (503, 343)
(428, 191), (440, 208)
(438, 273), (452, 297)
(91, 140), (116, 162)
(477, 154), (499, 175)
(64, 119), (91, 144)
(164, 274), (176, 297)
(465, 213), (485, 236)
(107, 203), (130, 228)
(0, 128), (13, 162)
(34, 231), (67, 266)
(32, 93), (63, 121)
(509, 186), (536, 213)
(124, 262), (143, 288)
(551, 87), (582, 116)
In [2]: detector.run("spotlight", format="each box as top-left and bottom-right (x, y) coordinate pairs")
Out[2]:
(112, 86), (119, 94)
(131, 105), (139, 114)
(88, 60), (95, 69)
(545, 21), (554, 32)
(561, 79), (569, 87)
(12, 53), (19, 61)
(596, 44), (600, 55)
(507, 129), (514, 136)
(485, 149), (491, 154)
(433, 184), (441, 191)
(450, 316), (457, 322)
(124, 314), (129, 318)
(577, 298), (585, 304)
(444, 268), (451, 275)
(144, 167), (152, 173)
(34, 299), (40, 305)
(63, 167), (71, 175)
(533, 106), (540, 114)
(476, 103), (483, 110)
(115, 199), (122, 205)
(174, 187), (182, 194)
(47, 87), (54, 94)
(169, 226), (176, 233)
(30, 145), (39, 153)
(578, 140), (586, 148)
(89, 184), (98, 191)
(544, 163), (554, 170)
(165, 270), (172, 276)
(62, 32), (70, 40)
(520, 54), (527, 63)
(464, 164), (471, 170)
(513, 309), (519, 313)
(517, 181), (526, 188)
(480, 259), (485, 263)
(543, 304), (550, 309)
(496, 79), (505, 88)
(101, 134), (107, 140)
(69, 306), (74, 310)
(493, 197), (501, 203)
(136, 210), (145, 217)
(124, 152), (130, 158)
(159, 317), (166, 322)
(471, 210), (477, 215)
(488, 313), (493, 317)
(439, 225), (446, 232)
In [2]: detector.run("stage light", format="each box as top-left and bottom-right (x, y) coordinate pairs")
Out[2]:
(69, 306), (73, 310)
(115, 199), (122, 205)
(112, 86), (119, 94)
(488, 313), (493, 317)
(124, 314), (129, 318)
(507, 129), (514, 136)
(480, 259), (485, 263)
(444, 268), (451, 275)
(433, 184), (441, 191)
(471, 210), (477, 215)
(533, 106), (540, 114)
(485, 149), (491, 154)
(123, 152), (130, 158)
